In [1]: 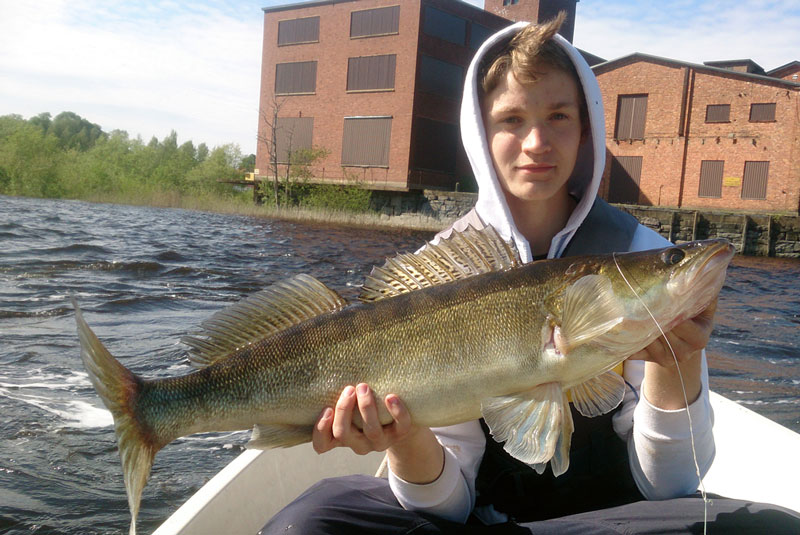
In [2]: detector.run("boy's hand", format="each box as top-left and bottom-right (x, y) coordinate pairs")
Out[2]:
(628, 300), (717, 409)
(312, 383), (414, 455)
(629, 299), (717, 367)
(312, 383), (444, 484)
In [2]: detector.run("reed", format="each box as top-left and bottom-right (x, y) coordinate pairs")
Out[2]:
(81, 190), (449, 232)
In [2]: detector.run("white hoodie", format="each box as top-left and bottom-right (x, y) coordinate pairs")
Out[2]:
(387, 22), (715, 523)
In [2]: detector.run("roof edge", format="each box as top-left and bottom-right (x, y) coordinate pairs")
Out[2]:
(263, 0), (359, 14)
(592, 52), (800, 88)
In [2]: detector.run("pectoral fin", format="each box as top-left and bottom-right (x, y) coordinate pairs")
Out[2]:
(246, 424), (313, 449)
(559, 275), (624, 353)
(481, 383), (571, 467)
(567, 371), (626, 418)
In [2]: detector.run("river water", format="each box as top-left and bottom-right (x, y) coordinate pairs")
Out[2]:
(1, 195), (798, 534)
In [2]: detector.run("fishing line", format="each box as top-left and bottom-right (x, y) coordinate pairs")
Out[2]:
(613, 253), (709, 535)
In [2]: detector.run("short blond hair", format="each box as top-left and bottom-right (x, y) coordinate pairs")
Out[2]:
(480, 13), (587, 126)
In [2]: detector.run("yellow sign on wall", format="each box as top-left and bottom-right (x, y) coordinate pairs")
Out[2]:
(723, 176), (741, 187)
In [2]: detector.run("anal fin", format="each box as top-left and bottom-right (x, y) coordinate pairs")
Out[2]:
(481, 383), (572, 469)
(246, 424), (313, 449)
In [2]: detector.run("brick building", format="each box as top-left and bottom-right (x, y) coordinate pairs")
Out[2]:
(256, 0), (507, 191)
(768, 61), (800, 82)
(256, 0), (799, 214)
(256, 0), (581, 192)
(595, 54), (800, 214)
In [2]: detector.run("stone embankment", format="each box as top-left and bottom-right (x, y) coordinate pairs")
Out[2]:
(370, 190), (800, 258)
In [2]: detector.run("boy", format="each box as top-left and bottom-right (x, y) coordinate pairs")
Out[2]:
(261, 15), (800, 534)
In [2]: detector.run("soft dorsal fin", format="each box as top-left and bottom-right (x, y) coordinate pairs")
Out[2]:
(182, 274), (346, 368)
(359, 225), (521, 302)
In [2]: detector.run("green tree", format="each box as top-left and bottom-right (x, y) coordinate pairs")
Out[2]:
(0, 118), (64, 197)
(185, 144), (243, 195)
(49, 111), (105, 151)
(239, 154), (255, 172)
(196, 143), (209, 163)
(0, 111), (248, 203)
(28, 112), (52, 133)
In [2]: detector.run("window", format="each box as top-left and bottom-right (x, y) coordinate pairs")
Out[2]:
(741, 161), (769, 200)
(419, 56), (464, 100)
(705, 104), (730, 123)
(275, 61), (317, 95)
(347, 55), (396, 92)
(423, 6), (466, 46)
(749, 103), (776, 122)
(413, 118), (459, 173)
(608, 155), (642, 204)
(615, 95), (648, 140)
(274, 117), (314, 163)
(342, 117), (392, 167)
(698, 160), (724, 198)
(350, 5), (400, 38)
(277, 17), (319, 46)
(469, 23), (493, 50)
(503, 0), (520, 5)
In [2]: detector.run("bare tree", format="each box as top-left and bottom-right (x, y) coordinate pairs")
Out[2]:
(256, 96), (285, 206)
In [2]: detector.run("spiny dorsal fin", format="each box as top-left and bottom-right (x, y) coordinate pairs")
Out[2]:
(182, 274), (346, 368)
(359, 225), (521, 302)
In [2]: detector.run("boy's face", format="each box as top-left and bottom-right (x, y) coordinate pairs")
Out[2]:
(483, 66), (583, 207)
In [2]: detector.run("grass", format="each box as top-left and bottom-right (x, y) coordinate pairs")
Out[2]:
(78, 189), (451, 233)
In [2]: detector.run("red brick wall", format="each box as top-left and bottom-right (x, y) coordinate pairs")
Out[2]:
(257, 0), (511, 192)
(683, 71), (799, 212)
(257, 0), (423, 190)
(596, 58), (800, 214)
(484, 0), (577, 41)
(596, 59), (689, 207)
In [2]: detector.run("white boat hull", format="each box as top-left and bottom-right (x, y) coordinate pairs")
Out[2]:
(153, 392), (800, 535)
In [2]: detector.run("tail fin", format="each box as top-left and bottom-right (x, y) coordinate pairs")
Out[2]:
(73, 298), (156, 535)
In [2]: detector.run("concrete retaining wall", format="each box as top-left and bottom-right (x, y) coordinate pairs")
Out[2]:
(618, 205), (800, 257)
(372, 190), (800, 258)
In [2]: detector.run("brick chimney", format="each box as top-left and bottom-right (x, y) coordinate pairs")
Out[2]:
(483, 0), (578, 43)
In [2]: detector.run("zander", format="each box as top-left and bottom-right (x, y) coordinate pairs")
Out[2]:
(73, 226), (733, 535)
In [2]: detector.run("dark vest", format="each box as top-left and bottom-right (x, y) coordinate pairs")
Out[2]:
(473, 198), (645, 522)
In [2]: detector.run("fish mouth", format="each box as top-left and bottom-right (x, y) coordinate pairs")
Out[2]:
(669, 239), (734, 322)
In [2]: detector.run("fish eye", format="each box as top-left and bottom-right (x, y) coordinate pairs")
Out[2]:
(661, 248), (685, 266)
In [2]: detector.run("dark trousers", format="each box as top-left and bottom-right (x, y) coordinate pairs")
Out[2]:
(259, 475), (800, 535)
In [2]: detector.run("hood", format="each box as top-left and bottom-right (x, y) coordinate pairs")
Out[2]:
(460, 21), (606, 263)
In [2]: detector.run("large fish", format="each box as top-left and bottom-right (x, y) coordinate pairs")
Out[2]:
(73, 226), (733, 534)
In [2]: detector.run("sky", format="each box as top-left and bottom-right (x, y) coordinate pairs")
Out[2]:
(1, 0), (798, 156)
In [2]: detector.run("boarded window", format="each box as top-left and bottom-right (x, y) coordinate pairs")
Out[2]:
(698, 160), (724, 198)
(277, 17), (320, 45)
(749, 103), (776, 122)
(347, 55), (396, 91)
(419, 56), (464, 100)
(705, 104), (730, 123)
(342, 117), (392, 167)
(274, 117), (314, 163)
(275, 61), (317, 95)
(412, 117), (458, 173)
(469, 23), (493, 50)
(423, 6), (466, 46)
(615, 95), (648, 140)
(608, 155), (642, 204)
(741, 161), (769, 200)
(350, 5), (400, 38)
